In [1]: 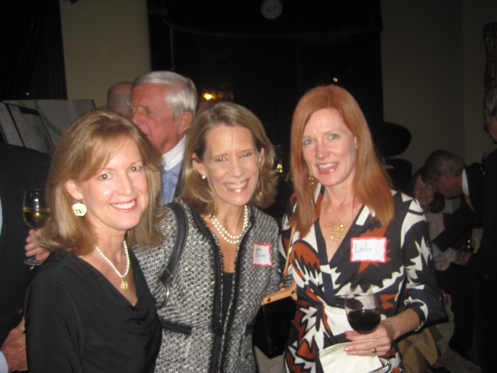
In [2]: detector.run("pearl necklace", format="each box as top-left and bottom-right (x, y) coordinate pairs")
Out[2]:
(95, 240), (130, 290)
(209, 205), (249, 244)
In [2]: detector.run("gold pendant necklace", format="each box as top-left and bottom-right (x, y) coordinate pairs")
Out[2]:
(329, 221), (347, 241)
(329, 205), (347, 241)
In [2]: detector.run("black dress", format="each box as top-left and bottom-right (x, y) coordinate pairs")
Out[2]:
(25, 250), (161, 373)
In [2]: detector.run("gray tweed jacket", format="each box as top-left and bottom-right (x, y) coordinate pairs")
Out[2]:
(135, 201), (281, 373)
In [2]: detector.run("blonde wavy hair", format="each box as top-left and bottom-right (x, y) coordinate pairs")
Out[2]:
(179, 102), (278, 215)
(38, 108), (164, 256)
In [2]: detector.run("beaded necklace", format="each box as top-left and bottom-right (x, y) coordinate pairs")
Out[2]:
(95, 240), (130, 290)
(209, 205), (249, 244)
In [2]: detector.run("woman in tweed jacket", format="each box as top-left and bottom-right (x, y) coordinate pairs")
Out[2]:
(135, 102), (282, 372)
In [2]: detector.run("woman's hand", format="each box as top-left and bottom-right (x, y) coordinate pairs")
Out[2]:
(344, 309), (420, 357)
(344, 321), (394, 357)
(25, 229), (50, 261)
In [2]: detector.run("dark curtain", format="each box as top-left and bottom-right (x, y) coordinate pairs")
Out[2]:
(147, 0), (394, 212)
(0, 0), (66, 100)
(147, 1), (384, 162)
(230, 32), (384, 162)
(232, 38), (298, 163)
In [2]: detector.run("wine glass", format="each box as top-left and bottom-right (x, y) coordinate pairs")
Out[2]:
(23, 189), (50, 266)
(344, 286), (381, 334)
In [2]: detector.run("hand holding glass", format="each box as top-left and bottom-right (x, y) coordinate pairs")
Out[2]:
(23, 190), (50, 265)
(345, 287), (381, 334)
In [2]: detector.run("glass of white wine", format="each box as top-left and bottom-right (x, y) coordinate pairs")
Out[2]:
(23, 189), (50, 266)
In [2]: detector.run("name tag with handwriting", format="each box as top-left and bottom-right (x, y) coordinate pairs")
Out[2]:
(350, 237), (387, 262)
(252, 242), (273, 266)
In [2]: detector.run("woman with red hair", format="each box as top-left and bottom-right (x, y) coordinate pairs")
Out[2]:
(281, 85), (444, 372)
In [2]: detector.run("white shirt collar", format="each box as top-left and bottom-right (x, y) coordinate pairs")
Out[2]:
(161, 136), (186, 172)
(462, 169), (469, 196)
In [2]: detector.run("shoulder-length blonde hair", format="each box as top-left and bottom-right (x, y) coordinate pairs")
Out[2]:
(289, 85), (394, 236)
(38, 108), (164, 256)
(179, 102), (278, 216)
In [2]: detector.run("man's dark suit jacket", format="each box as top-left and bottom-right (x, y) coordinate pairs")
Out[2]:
(432, 163), (484, 252)
(0, 144), (51, 344)
(469, 150), (497, 278)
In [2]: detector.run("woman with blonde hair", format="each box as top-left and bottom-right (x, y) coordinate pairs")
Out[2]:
(25, 109), (162, 372)
(135, 101), (281, 372)
(281, 85), (445, 372)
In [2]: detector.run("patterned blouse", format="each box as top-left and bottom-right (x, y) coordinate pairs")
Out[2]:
(280, 185), (445, 373)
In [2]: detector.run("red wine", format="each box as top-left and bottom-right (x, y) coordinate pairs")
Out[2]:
(347, 309), (380, 334)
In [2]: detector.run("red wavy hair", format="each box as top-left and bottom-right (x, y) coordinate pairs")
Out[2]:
(289, 85), (394, 236)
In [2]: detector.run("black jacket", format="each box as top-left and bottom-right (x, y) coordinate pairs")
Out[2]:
(432, 162), (484, 252)
(0, 143), (51, 344)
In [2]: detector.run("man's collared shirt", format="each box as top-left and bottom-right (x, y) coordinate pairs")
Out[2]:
(0, 351), (8, 373)
(161, 136), (186, 205)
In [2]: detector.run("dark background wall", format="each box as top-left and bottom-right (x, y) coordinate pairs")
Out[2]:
(4, 0), (496, 175)
(148, 0), (385, 166)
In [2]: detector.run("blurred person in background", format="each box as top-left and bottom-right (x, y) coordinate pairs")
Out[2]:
(106, 81), (133, 119)
(129, 71), (197, 204)
(466, 86), (497, 372)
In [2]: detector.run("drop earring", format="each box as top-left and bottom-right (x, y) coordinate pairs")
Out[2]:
(72, 201), (87, 216)
(308, 171), (314, 185)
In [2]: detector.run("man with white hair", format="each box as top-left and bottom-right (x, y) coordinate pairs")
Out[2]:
(130, 71), (197, 204)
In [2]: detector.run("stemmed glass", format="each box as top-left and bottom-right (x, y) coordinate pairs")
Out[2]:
(344, 286), (381, 334)
(23, 190), (50, 266)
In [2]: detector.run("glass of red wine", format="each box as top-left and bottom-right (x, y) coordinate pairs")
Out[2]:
(345, 286), (381, 334)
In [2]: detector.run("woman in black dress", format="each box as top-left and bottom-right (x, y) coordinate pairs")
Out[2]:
(24, 109), (162, 373)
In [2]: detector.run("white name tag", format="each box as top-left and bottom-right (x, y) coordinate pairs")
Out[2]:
(350, 237), (387, 263)
(252, 242), (273, 266)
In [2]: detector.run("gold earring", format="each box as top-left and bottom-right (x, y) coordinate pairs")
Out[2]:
(72, 201), (87, 216)
(308, 171), (314, 185)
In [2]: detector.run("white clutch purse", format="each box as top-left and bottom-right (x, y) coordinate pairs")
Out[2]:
(318, 340), (390, 373)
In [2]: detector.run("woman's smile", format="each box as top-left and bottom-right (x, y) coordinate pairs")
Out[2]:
(224, 179), (249, 192)
(111, 199), (137, 211)
(317, 162), (339, 173)
(195, 125), (261, 211)
(66, 138), (149, 238)
(302, 108), (358, 190)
